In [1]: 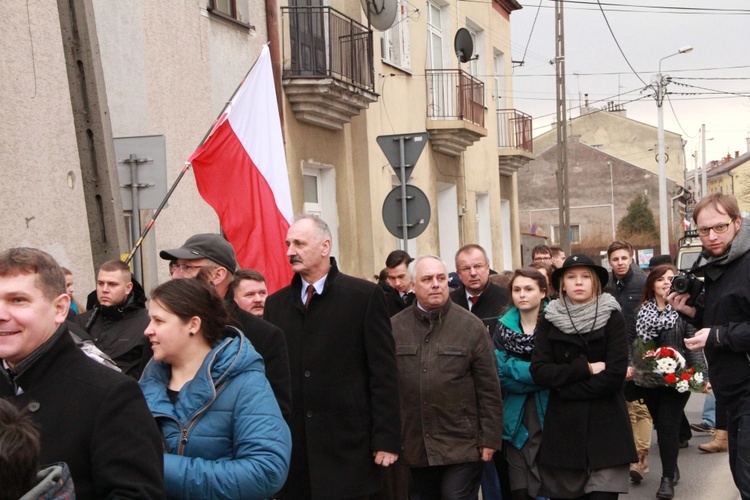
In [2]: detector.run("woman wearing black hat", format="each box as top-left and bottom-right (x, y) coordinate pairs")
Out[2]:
(530, 255), (637, 499)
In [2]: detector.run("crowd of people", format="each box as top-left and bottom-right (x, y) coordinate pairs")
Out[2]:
(1, 193), (748, 499)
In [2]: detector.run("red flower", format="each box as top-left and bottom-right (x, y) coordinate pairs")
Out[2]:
(680, 372), (692, 381)
(664, 373), (678, 384)
(689, 367), (696, 374)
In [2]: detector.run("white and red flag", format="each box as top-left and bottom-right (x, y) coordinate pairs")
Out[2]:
(189, 45), (293, 293)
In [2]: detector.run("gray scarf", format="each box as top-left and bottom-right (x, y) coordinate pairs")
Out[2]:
(545, 293), (621, 334)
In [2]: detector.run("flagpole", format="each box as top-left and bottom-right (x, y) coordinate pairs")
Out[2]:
(124, 44), (271, 265)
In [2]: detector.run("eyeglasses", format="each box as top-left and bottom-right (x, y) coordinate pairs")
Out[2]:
(533, 255), (551, 262)
(169, 262), (206, 274)
(696, 220), (734, 236)
(458, 263), (487, 273)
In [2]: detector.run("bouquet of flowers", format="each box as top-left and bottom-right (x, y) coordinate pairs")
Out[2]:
(632, 340), (706, 393)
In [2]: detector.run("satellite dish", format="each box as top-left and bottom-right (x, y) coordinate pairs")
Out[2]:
(454, 28), (474, 64)
(359, 0), (398, 31)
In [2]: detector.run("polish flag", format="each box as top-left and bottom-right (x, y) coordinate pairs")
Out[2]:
(189, 45), (293, 293)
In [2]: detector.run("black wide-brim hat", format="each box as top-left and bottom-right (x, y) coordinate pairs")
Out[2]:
(550, 254), (609, 292)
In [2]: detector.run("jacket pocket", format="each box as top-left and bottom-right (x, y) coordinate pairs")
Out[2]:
(438, 345), (469, 373)
(395, 344), (419, 376)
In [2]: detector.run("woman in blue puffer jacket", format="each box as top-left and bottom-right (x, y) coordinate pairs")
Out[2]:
(139, 278), (291, 499)
(493, 267), (549, 500)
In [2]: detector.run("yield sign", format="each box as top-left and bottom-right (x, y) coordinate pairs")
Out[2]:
(376, 132), (429, 182)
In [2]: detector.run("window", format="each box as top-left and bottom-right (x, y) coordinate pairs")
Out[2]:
(426, 2), (444, 70)
(208, 0), (250, 26)
(380, 0), (411, 71)
(303, 163), (339, 258)
(552, 224), (581, 244)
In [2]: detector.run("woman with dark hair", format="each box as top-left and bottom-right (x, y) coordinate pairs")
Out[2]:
(493, 268), (550, 500)
(531, 255), (636, 499)
(531, 261), (556, 299)
(633, 264), (704, 499)
(139, 278), (291, 499)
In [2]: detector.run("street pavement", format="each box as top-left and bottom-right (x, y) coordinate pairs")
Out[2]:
(623, 393), (740, 500)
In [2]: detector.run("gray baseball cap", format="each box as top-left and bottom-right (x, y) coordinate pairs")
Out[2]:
(159, 233), (237, 272)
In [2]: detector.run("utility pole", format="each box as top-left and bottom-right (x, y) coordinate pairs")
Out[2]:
(701, 124), (708, 197)
(58, 0), (127, 270)
(554, 0), (570, 255)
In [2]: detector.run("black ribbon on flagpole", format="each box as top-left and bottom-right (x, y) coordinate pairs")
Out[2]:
(124, 43), (270, 265)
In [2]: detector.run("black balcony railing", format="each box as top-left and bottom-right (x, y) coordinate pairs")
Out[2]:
(281, 6), (374, 91)
(426, 69), (485, 127)
(496, 109), (533, 153)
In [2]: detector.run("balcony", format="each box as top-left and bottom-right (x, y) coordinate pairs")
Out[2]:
(497, 109), (534, 174)
(425, 69), (487, 157)
(281, 6), (378, 131)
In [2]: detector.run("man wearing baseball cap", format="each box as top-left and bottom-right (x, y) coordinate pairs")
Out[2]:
(160, 234), (291, 420)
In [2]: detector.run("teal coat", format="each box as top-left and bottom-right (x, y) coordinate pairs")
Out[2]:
(493, 306), (549, 450)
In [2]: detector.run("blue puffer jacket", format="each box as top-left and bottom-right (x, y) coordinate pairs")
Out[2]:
(493, 306), (549, 450)
(140, 327), (292, 499)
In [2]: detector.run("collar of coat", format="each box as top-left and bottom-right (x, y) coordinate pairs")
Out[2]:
(291, 257), (340, 300)
(413, 297), (452, 326)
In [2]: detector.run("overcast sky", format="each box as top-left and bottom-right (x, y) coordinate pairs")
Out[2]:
(508, 0), (750, 171)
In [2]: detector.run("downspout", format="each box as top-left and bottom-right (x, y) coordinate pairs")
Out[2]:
(266, 0), (285, 139)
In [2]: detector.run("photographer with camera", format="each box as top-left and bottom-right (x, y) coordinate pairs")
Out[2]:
(667, 193), (750, 498)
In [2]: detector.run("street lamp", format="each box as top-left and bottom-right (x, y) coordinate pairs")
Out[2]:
(656, 46), (693, 255)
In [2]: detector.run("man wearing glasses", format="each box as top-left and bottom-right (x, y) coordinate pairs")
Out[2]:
(668, 193), (750, 498)
(160, 234), (291, 420)
(450, 244), (509, 334)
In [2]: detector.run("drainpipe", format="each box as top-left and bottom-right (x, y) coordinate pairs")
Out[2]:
(266, 0), (285, 137)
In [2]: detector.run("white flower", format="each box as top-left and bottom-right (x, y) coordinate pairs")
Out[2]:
(693, 372), (704, 385)
(655, 358), (678, 374)
(676, 380), (690, 393)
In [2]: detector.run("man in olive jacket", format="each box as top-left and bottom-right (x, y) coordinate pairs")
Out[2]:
(264, 215), (401, 499)
(391, 255), (503, 499)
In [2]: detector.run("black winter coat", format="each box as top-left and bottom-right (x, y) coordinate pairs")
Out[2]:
(264, 258), (401, 499)
(224, 290), (292, 421)
(450, 283), (510, 334)
(73, 281), (152, 379)
(691, 218), (750, 416)
(385, 288), (414, 317)
(530, 311), (637, 470)
(604, 267), (646, 348)
(0, 324), (164, 499)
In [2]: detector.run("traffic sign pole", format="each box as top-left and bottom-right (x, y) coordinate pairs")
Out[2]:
(399, 137), (408, 249)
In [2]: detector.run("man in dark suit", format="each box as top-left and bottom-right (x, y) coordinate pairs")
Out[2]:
(449, 243), (510, 499)
(0, 248), (163, 499)
(449, 244), (510, 334)
(264, 214), (401, 499)
(384, 250), (414, 318)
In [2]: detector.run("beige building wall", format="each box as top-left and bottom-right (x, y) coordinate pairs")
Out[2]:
(2, 1), (271, 294)
(282, 0), (524, 278)
(534, 109), (685, 185)
(1, 2), (96, 291)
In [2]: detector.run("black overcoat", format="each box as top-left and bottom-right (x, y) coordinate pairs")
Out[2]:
(264, 258), (401, 499)
(450, 282), (510, 333)
(0, 324), (164, 499)
(530, 311), (637, 470)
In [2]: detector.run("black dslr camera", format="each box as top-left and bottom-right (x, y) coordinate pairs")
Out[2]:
(670, 271), (704, 307)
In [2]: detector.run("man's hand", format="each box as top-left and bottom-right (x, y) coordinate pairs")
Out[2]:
(686, 328), (710, 351)
(626, 366), (634, 380)
(478, 447), (495, 462)
(373, 451), (398, 467)
(666, 291), (697, 318)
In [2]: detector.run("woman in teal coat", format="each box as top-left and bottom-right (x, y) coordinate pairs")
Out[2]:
(139, 278), (291, 499)
(493, 268), (549, 500)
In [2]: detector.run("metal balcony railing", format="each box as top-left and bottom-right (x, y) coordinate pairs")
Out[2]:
(496, 109), (533, 153)
(281, 6), (374, 91)
(426, 69), (485, 128)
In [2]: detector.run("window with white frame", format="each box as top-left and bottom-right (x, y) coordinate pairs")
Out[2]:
(380, 0), (411, 71)
(303, 163), (339, 258)
(552, 224), (581, 244)
(426, 2), (444, 70)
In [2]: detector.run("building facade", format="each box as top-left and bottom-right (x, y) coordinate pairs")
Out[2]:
(1, 0), (531, 296)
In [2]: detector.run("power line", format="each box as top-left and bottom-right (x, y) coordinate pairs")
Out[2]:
(594, 0), (647, 86)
